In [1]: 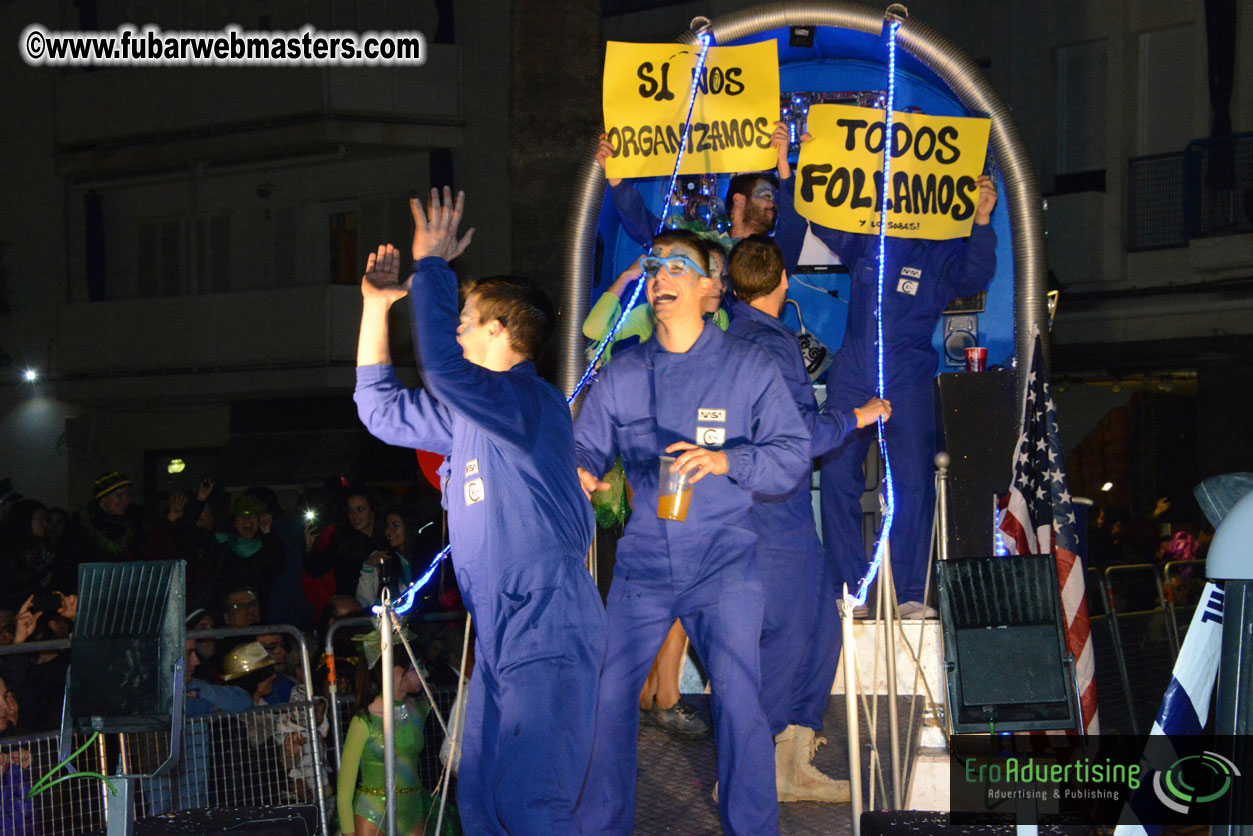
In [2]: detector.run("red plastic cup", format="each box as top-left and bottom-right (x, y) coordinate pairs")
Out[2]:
(965, 347), (987, 372)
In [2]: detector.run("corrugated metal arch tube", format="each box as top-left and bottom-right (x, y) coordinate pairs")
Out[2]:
(560, 2), (1046, 402)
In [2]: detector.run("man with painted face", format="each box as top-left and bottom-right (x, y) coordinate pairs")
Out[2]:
(726, 235), (890, 801)
(595, 123), (807, 255)
(574, 228), (810, 836)
(775, 136), (998, 618)
(353, 188), (605, 836)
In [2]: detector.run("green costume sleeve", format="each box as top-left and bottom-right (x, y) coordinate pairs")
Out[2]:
(619, 303), (654, 345)
(583, 292), (655, 366)
(582, 292), (622, 341)
(338, 715), (369, 834)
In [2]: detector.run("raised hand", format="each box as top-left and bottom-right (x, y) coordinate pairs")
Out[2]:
(973, 175), (997, 225)
(168, 490), (189, 522)
(410, 187), (475, 263)
(609, 255), (647, 296)
(196, 476), (215, 502)
(361, 244), (410, 305)
(14, 596), (40, 644)
(595, 133), (623, 187)
(57, 593), (78, 621)
(773, 121), (811, 179)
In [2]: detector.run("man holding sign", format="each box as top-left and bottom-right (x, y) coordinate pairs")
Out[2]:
(595, 123), (804, 251)
(781, 106), (998, 618)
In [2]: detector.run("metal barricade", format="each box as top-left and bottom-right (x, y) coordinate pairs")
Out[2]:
(128, 700), (326, 814)
(0, 731), (106, 835)
(1097, 564), (1178, 734)
(0, 623), (329, 836)
(1162, 559), (1207, 650)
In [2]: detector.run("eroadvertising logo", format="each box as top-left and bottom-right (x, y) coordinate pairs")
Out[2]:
(1152, 751), (1240, 814)
(950, 735), (1248, 826)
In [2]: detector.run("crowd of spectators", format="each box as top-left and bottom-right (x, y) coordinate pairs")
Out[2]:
(1086, 495), (1213, 612)
(0, 470), (461, 741)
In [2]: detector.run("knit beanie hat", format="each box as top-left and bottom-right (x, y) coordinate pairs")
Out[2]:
(93, 471), (132, 499)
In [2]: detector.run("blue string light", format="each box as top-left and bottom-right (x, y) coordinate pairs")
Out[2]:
(847, 18), (900, 609)
(993, 504), (1009, 556)
(390, 30), (717, 619)
(569, 29), (715, 402)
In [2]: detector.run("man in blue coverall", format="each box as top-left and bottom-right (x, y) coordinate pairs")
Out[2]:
(574, 229), (810, 836)
(354, 188), (606, 835)
(776, 137), (999, 617)
(726, 234), (891, 802)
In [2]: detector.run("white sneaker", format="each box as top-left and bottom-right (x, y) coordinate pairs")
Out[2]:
(898, 601), (938, 619)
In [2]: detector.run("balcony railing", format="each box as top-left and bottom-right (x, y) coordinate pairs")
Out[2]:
(1127, 132), (1253, 251)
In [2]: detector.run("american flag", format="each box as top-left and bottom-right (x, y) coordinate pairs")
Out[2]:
(996, 329), (1100, 735)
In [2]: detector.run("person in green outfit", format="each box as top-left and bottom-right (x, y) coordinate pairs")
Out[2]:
(582, 243), (728, 366)
(337, 638), (454, 836)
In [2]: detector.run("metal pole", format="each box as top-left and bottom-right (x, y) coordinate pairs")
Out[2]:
(437, 612), (474, 836)
(380, 592), (398, 836)
(290, 629), (330, 836)
(934, 452), (951, 563)
(324, 614), (376, 773)
(107, 739), (135, 836)
(390, 610), (450, 736)
(902, 487), (943, 806)
(105, 777), (135, 836)
(1098, 570), (1141, 734)
(842, 589), (862, 836)
(1149, 568), (1178, 656)
(881, 540), (903, 810)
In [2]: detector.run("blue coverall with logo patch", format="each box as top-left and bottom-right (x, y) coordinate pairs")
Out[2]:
(355, 256), (606, 836)
(726, 299), (859, 734)
(807, 222), (997, 607)
(573, 323), (810, 836)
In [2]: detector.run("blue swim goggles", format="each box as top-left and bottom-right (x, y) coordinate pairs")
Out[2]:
(641, 254), (707, 277)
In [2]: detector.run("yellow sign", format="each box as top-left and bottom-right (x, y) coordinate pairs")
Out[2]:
(793, 104), (991, 240)
(602, 41), (779, 179)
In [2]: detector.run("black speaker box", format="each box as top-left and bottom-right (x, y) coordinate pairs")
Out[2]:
(71, 561), (184, 733)
(937, 554), (1079, 733)
(934, 370), (1019, 559)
